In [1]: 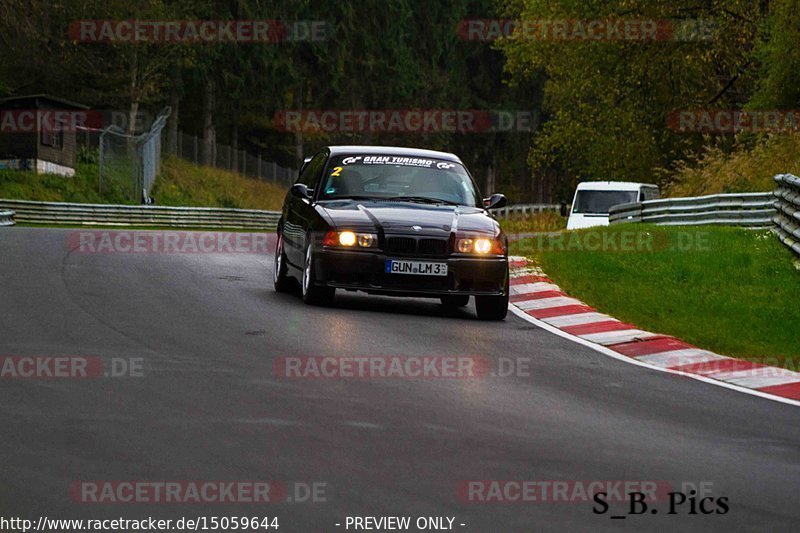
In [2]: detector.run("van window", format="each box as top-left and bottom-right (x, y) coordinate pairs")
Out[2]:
(641, 187), (660, 201)
(572, 190), (638, 214)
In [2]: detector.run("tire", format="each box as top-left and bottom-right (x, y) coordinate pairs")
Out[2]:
(301, 242), (335, 306)
(273, 232), (292, 293)
(440, 295), (469, 308)
(475, 271), (509, 320)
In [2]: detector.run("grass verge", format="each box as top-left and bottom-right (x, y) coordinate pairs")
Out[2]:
(0, 156), (288, 211)
(0, 162), (131, 204)
(510, 224), (800, 365)
(499, 211), (567, 236)
(152, 157), (287, 210)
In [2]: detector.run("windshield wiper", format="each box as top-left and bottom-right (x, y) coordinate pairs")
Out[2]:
(395, 196), (460, 206)
(324, 195), (387, 201)
(325, 195), (462, 206)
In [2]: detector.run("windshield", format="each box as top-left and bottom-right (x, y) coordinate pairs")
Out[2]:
(572, 190), (639, 214)
(319, 155), (481, 207)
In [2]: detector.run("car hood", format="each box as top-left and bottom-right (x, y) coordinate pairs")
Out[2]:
(317, 199), (499, 237)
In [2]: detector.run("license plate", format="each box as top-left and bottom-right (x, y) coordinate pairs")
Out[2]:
(385, 260), (448, 276)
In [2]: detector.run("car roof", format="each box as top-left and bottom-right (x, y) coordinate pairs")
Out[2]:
(575, 181), (658, 191)
(327, 145), (462, 163)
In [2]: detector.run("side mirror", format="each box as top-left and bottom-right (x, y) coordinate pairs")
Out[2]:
(483, 193), (508, 210)
(290, 183), (312, 200)
(560, 201), (569, 217)
(299, 156), (313, 175)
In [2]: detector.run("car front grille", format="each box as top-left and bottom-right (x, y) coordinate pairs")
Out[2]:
(385, 236), (449, 257)
(386, 237), (417, 254)
(418, 238), (447, 256)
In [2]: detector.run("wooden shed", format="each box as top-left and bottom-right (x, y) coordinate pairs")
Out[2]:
(0, 94), (90, 177)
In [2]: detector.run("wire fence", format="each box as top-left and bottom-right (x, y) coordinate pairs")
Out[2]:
(76, 109), (296, 204)
(76, 108), (171, 204)
(173, 131), (296, 186)
(99, 108), (170, 203)
(139, 112), (169, 202)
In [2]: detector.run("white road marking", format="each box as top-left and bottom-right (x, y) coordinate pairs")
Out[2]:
(345, 421), (382, 429)
(507, 259), (800, 406)
(511, 281), (562, 293)
(510, 283), (552, 295)
(543, 312), (614, 327)
(233, 418), (299, 426)
(710, 367), (800, 388)
(508, 305), (800, 408)
(637, 349), (727, 368)
(515, 296), (582, 310)
(579, 329), (660, 345)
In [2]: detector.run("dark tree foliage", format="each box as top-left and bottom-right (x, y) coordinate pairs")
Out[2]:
(0, 0), (795, 201)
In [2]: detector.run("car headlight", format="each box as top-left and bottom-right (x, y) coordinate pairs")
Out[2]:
(357, 233), (375, 247)
(473, 238), (492, 254)
(323, 230), (378, 248)
(339, 231), (357, 246)
(456, 235), (504, 255)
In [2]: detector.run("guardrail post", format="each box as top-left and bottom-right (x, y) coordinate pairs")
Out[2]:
(773, 174), (800, 256)
(0, 210), (15, 227)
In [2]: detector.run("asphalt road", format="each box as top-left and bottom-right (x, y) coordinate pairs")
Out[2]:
(0, 227), (798, 532)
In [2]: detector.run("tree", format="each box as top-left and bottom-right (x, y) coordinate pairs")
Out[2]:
(499, 0), (763, 194)
(747, 0), (800, 110)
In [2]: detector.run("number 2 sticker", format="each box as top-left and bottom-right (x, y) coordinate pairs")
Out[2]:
(331, 166), (343, 177)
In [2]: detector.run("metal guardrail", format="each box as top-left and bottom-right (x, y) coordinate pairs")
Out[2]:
(609, 192), (775, 228)
(773, 174), (800, 255)
(0, 209), (15, 227)
(494, 204), (560, 219)
(0, 200), (280, 230)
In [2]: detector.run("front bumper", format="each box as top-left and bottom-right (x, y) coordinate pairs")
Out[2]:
(314, 249), (508, 297)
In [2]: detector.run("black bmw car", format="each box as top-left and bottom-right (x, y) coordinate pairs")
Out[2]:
(273, 146), (510, 320)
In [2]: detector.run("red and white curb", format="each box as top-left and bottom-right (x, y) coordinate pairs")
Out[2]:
(508, 256), (800, 407)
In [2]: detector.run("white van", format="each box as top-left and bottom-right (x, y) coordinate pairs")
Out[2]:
(566, 181), (659, 230)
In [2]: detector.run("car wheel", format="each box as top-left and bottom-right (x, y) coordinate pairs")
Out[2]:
(301, 242), (335, 306)
(440, 295), (469, 308)
(273, 232), (292, 293)
(475, 272), (508, 320)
